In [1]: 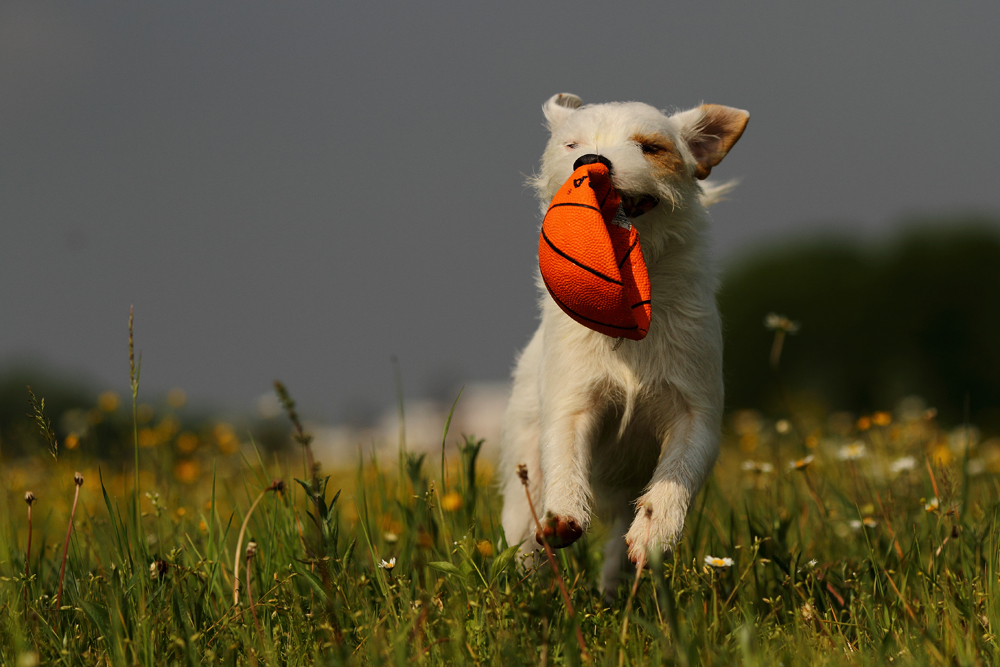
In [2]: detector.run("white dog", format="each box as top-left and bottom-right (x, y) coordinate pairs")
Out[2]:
(499, 93), (748, 593)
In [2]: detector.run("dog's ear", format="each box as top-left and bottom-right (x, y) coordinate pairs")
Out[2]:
(543, 93), (583, 131)
(671, 104), (749, 180)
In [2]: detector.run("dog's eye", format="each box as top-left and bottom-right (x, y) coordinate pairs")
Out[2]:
(565, 142), (579, 150)
(639, 142), (667, 155)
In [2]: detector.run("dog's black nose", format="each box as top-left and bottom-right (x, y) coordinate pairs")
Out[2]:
(573, 154), (613, 173)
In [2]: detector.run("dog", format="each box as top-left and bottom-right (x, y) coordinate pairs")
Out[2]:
(499, 93), (748, 593)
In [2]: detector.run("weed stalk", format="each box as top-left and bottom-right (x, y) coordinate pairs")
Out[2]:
(516, 464), (589, 661)
(24, 491), (35, 615)
(56, 472), (84, 612)
(245, 542), (264, 637)
(234, 479), (283, 606)
(129, 306), (142, 543)
(274, 381), (316, 485)
(26, 387), (58, 459)
(618, 505), (652, 667)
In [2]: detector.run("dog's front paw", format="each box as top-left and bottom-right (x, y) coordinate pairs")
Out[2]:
(624, 500), (685, 566)
(535, 512), (584, 549)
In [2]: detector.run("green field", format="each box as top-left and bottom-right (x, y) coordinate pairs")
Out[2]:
(2, 368), (998, 667)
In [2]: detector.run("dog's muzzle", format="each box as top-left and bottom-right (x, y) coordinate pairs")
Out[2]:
(573, 154), (658, 218)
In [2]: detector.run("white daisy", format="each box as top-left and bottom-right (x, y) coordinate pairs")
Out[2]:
(890, 456), (916, 473)
(789, 455), (815, 471)
(741, 460), (774, 474)
(704, 555), (734, 568)
(837, 442), (867, 461)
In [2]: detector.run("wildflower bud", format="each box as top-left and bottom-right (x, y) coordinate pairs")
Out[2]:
(25, 491), (36, 505)
(74, 472), (84, 486)
(269, 479), (285, 493)
(246, 541), (258, 558)
(150, 559), (168, 580)
(516, 463), (529, 484)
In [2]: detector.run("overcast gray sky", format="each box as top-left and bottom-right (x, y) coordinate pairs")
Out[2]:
(2, 1), (998, 420)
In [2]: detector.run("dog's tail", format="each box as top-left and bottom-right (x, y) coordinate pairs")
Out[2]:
(699, 178), (740, 208)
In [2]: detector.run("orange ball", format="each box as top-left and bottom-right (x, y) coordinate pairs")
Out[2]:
(538, 163), (652, 340)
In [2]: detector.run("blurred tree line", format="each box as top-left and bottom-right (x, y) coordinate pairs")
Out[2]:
(3, 215), (1000, 459)
(719, 215), (1000, 430)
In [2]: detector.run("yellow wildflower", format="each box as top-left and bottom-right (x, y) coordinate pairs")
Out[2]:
(872, 411), (892, 427)
(98, 391), (120, 413)
(476, 540), (494, 557)
(167, 388), (187, 409)
(174, 459), (200, 484)
(137, 403), (154, 424)
(441, 491), (462, 512)
(138, 428), (159, 448)
(176, 432), (199, 454)
(214, 423), (239, 455)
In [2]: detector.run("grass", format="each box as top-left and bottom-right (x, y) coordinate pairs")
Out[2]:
(3, 353), (1000, 664)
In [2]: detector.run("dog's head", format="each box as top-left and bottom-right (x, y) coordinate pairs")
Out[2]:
(532, 94), (748, 248)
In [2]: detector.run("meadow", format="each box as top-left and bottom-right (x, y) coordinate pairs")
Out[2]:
(2, 320), (1000, 666)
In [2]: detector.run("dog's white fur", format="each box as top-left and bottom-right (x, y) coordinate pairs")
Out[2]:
(499, 93), (749, 593)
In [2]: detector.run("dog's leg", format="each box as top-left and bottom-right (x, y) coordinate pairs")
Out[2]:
(500, 330), (544, 555)
(624, 405), (719, 564)
(600, 518), (628, 599)
(599, 511), (632, 599)
(499, 413), (542, 555)
(534, 385), (601, 549)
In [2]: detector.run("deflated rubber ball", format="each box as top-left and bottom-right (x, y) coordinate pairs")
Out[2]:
(538, 162), (652, 340)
